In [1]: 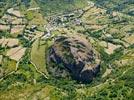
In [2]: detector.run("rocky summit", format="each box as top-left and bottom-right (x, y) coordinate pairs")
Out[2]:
(47, 35), (101, 83)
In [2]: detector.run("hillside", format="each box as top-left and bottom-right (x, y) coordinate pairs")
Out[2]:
(36, 0), (88, 16)
(91, 0), (134, 16)
(0, 0), (134, 100)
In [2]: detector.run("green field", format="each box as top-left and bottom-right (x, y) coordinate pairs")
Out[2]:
(31, 39), (47, 74)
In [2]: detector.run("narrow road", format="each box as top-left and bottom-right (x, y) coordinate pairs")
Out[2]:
(30, 61), (48, 79)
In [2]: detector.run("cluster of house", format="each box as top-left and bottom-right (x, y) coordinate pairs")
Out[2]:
(47, 9), (84, 29)
(23, 25), (45, 41)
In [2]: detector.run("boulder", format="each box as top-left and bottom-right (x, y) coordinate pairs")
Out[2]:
(47, 35), (100, 83)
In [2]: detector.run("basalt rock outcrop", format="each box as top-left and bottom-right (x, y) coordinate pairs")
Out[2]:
(47, 35), (101, 83)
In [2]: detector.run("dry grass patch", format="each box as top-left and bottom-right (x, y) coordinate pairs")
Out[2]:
(11, 25), (25, 35)
(7, 8), (24, 17)
(105, 43), (121, 55)
(6, 46), (26, 61)
(0, 38), (19, 48)
(124, 35), (134, 45)
(0, 25), (10, 31)
(12, 18), (23, 24)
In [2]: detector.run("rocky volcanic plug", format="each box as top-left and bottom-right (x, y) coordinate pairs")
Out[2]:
(47, 35), (101, 83)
